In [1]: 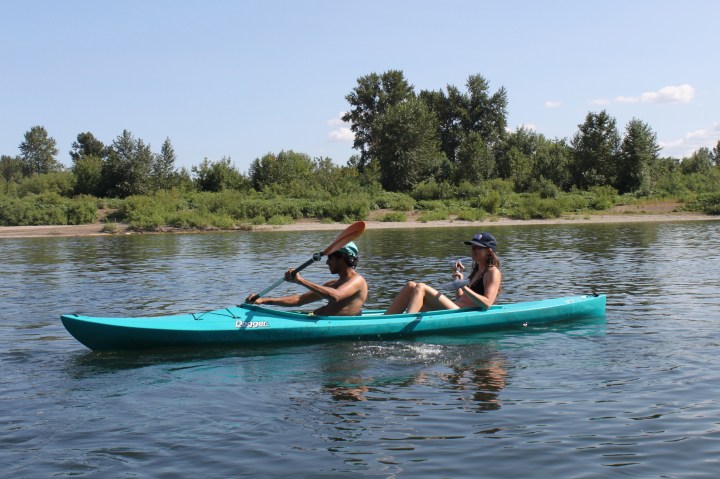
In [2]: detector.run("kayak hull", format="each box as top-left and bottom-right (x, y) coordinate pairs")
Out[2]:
(61, 294), (606, 351)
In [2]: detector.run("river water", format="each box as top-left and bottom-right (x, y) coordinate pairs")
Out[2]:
(2, 221), (719, 478)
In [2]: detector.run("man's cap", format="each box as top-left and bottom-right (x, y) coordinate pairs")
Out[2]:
(335, 241), (358, 257)
(463, 232), (497, 252)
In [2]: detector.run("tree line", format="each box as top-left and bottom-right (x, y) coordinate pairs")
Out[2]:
(2, 69), (719, 204)
(343, 70), (720, 196)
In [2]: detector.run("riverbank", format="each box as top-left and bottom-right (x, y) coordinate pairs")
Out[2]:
(1, 210), (718, 238)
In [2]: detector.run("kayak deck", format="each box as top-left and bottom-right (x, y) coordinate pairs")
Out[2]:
(61, 294), (606, 351)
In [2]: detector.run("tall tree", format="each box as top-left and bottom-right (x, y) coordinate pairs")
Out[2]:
(19, 126), (61, 175)
(617, 119), (661, 194)
(571, 111), (621, 189)
(102, 130), (154, 197)
(463, 74), (508, 148)
(152, 138), (178, 190)
(420, 74), (508, 170)
(342, 70), (414, 170)
(371, 98), (445, 192)
(70, 132), (106, 163)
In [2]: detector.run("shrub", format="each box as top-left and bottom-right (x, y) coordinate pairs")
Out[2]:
(689, 192), (720, 215)
(66, 196), (98, 224)
(587, 186), (619, 210)
(379, 211), (407, 222)
(470, 190), (502, 214)
(372, 191), (415, 211)
(0, 192), (92, 226)
(267, 214), (294, 225)
(455, 208), (486, 221)
(411, 179), (454, 200)
(418, 210), (450, 222)
(16, 172), (75, 198)
(509, 194), (563, 220)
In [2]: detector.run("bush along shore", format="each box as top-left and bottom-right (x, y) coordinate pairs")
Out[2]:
(1, 184), (718, 236)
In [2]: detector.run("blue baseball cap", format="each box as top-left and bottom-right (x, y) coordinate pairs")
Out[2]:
(464, 232), (497, 252)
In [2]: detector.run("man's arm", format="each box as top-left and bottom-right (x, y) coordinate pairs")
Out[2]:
(292, 273), (363, 303)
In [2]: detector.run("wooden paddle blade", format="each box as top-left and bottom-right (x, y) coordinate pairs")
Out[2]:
(322, 221), (366, 255)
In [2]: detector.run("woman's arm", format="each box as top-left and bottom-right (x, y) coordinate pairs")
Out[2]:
(459, 268), (502, 309)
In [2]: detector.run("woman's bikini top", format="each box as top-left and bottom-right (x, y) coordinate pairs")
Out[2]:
(469, 270), (486, 296)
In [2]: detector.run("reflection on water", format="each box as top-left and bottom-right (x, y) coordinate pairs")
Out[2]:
(2, 220), (720, 478)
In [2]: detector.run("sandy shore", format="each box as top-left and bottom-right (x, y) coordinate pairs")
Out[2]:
(1, 211), (717, 239)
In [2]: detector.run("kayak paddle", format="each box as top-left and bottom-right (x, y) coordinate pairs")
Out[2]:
(247, 221), (366, 302)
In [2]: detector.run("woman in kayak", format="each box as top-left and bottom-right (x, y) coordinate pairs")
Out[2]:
(384, 232), (501, 314)
(246, 242), (368, 316)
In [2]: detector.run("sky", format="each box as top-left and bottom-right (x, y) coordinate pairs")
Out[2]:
(2, 0), (719, 173)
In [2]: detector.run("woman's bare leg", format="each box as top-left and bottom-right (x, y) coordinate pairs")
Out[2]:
(406, 283), (459, 313)
(384, 281), (418, 315)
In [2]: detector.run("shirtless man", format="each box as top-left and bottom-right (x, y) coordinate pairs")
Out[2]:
(245, 241), (368, 316)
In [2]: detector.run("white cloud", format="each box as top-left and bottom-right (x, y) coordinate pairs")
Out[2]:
(614, 84), (695, 104)
(326, 113), (354, 143)
(544, 100), (562, 108)
(327, 127), (354, 143)
(327, 113), (348, 127)
(660, 122), (720, 158)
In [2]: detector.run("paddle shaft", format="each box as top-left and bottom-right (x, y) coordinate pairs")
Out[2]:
(252, 253), (321, 299)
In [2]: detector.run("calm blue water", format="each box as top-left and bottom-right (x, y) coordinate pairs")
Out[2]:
(2, 221), (720, 478)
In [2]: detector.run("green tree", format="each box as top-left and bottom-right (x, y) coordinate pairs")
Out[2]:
(463, 74), (508, 148)
(152, 137), (178, 190)
(571, 111), (621, 189)
(455, 131), (495, 184)
(193, 157), (248, 192)
(420, 74), (508, 167)
(19, 126), (62, 176)
(102, 130), (154, 197)
(342, 70), (414, 170)
(69, 132), (106, 196)
(1, 155), (24, 185)
(70, 132), (106, 162)
(534, 137), (572, 190)
(73, 155), (104, 196)
(681, 147), (713, 175)
(617, 118), (661, 194)
(248, 150), (315, 192)
(496, 127), (539, 190)
(419, 86), (464, 166)
(371, 98), (445, 192)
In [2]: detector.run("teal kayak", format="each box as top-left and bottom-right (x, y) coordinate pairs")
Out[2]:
(61, 294), (606, 351)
